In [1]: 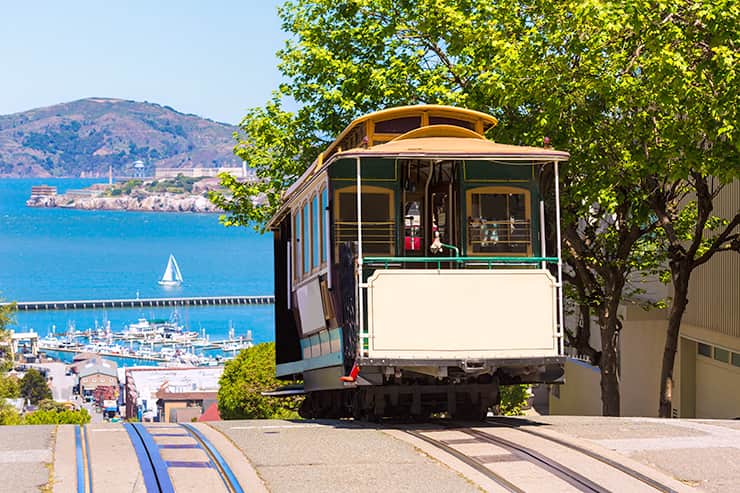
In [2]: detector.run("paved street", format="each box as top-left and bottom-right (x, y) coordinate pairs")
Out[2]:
(2, 416), (739, 492)
(33, 362), (75, 402)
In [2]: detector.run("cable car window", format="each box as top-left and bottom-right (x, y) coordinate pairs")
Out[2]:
(312, 194), (320, 270)
(302, 203), (310, 274)
(374, 116), (421, 134)
(428, 116), (475, 130)
(321, 188), (328, 264)
(293, 211), (302, 280)
(466, 187), (531, 255)
(334, 186), (395, 257)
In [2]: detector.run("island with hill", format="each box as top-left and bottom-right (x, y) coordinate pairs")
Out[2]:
(0, 97), (240, 178)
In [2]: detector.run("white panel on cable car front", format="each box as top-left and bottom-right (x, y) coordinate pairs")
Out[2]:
(366, 269), (557, 359)
(296, 278), (326, 336)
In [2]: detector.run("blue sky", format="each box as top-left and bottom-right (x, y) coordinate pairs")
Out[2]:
(0, 0), (287, 124)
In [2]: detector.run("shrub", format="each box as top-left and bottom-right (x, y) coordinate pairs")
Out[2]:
(499, 384), (531, 416)
(23, 407), (91, 425)
(218, 342), (302, 419)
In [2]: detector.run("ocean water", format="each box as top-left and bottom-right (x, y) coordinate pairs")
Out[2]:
(0, 178), (275, 354)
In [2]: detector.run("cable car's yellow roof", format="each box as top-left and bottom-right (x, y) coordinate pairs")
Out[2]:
(335, 135), (570, 161)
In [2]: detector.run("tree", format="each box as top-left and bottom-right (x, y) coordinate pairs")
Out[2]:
(217, 343), (302, 419)
(215, 0), (738, 415)
(20, 369), (52, 405)
(0, 298), (16, 370)
(0, 373), (20, 399)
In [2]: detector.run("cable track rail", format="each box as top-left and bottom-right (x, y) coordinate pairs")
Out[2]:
(73, 423), (244, 493)
(74, 425), (93, 493)
(181, 423), (244, 493)
(485, 417), (678, 493)
(404, 429), (523, 492)
(405, 422), (677, 493)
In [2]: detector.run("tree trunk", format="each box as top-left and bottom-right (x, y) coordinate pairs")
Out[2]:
(598, 274), (624, 417)
(599, 313), (621, 416)
(658, 264), (691, 418)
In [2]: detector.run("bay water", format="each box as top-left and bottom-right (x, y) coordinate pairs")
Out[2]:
(0, 178), (274, 364)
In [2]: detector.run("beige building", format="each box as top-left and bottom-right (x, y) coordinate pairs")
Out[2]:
(78, 358), (119, 398)
(154, 165), (248, 179)
(155, 389), (219, 423)
(551, 180), (739, 418)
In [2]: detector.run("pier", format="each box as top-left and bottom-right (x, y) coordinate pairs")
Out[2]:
(5, 295), (274, 311)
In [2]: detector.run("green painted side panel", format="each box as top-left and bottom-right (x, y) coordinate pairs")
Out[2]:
(277, 327), (346, 377)
(462, 161), (534, 182)
(329, 157), (398, 181)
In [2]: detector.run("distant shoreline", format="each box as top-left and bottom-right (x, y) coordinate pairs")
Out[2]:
(25, 178), (225, 214)
(26, 193), (222, 213)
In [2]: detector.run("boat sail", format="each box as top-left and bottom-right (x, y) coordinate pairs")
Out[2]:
(158, 254), (183, 286)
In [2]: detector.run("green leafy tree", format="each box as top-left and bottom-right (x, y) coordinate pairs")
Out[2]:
(215, 1), (738, 415)
(0, 403), (22, 425)
(20, 369), (52, 405)
(218, 342), (302, 419)
(0, 298), (16, 370)
(0, 373), (20, 399)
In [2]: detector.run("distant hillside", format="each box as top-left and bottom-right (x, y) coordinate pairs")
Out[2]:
(0, 98), (239, 177)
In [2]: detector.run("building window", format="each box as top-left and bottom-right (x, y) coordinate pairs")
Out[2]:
(466, 186), (531, 255)
(697, 343), (711, 357)
(312, 194), (320, 270)
(334, 185), (395, 257)
(732, 353), (740, 368)
(714, 347), (730, 363)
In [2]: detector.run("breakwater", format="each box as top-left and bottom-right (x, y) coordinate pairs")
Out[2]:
(6, 295), (275, 311)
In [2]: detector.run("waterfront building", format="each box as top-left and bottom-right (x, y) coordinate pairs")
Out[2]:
(124, 366), (223, 422)
(29, 185), (57, 197)
(154, 166), (248, 179)
(78, 358), (119, 399)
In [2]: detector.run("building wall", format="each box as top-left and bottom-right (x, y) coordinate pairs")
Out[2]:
(681, 179), (740, 339)
(162, 401), (189, 423)
(679, 323), (740, 419)
(549, 359), (602, 416)
(154, 167), (246, 179)
(616, 307), (667, 417)
(80, 374), (118, 391)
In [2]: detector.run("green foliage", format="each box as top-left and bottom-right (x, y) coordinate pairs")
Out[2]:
(0, 403), (23, 425)
(22, 407), (90, 425)
(121, 179), (143, 194)
(0, 373), (20, 399)
(218, 342), (302, 419)
(0, 399), (91, 426)
(20, 369), (52, 405)
(499, 385), (530, 417)
(0, 299), (15, 366)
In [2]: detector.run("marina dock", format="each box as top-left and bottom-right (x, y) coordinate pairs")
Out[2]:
(5, 294), (274, 311)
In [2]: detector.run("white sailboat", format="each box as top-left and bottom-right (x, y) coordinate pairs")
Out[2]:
(158, 254), (183, 286)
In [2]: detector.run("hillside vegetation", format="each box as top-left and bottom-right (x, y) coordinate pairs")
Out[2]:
(0, 98), (239, 177)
